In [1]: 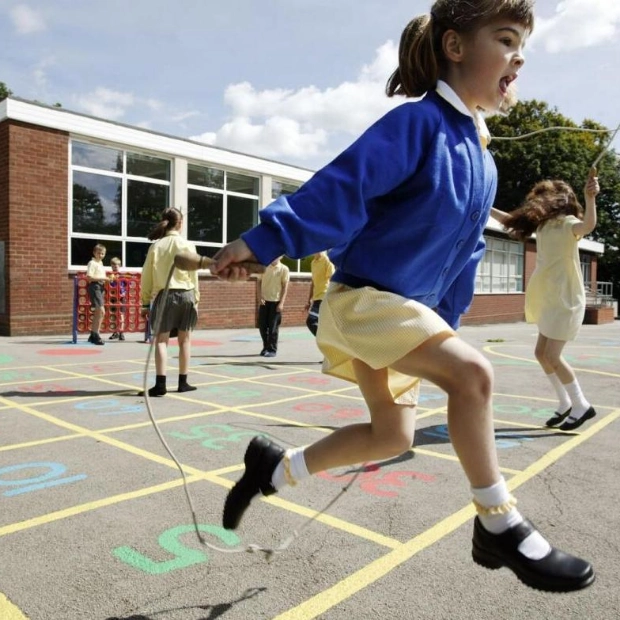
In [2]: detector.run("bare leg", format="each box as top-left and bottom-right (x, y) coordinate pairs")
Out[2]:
(307, 334), (498, 489)
(391, 334), (499, 488)
(154, 333), (169, 376)
(177, 330), (192, 375)
(534, 333), (575, 384)
(92, 307), (104, 334)
(304, 360), (416, 474)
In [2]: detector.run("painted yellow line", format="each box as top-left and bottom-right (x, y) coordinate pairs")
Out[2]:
(274, 407), (620, 620)
(0, 396), (402, 548)
(412, 447), (522, 475)
(273, 503), (476, 620)
(484, 345), (620, 378)
(506, 408), (620, 489)
(263, 494), (402, 549)
(0, 593), (29, 620)
(0, 478), (198, 537)
(0, 433), (78, 453)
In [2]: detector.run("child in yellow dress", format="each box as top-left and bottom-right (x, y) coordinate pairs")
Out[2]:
(491, 172), (600, 431)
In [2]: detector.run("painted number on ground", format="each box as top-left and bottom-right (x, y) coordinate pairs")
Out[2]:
(113, 524), (240, 574)
(0, 462), (87, 496)
(169, 424), (265, 450)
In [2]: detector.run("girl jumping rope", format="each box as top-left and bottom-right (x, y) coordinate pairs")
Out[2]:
(491, 174), (600, 431)
(211, 0), (594, 591)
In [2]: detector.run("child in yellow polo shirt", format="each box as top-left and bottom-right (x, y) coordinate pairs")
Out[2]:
(257, 256), (289, 357)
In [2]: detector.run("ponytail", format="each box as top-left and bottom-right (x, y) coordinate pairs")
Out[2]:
(147, 207), (183, 241)
(386, 14), (437, 98)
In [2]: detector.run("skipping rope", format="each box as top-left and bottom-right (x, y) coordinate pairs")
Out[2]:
(143, 119), (619, 559)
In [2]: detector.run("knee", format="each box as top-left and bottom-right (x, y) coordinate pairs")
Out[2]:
(371, 417), (415, 459)
(383, 430), (415, 457)
(452, 356), (494, 400)
(534, 345), (547, 364)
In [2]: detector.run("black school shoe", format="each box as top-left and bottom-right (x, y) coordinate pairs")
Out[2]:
(223, 436), (285, 530)
(472, 517), (594, 592)
(544, 407), (571, 427)
(559, 406), (596, 431)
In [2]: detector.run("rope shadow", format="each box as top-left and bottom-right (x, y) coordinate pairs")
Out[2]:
(105, 586), (267, 620)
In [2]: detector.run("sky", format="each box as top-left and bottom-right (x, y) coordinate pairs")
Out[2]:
(2, 0), (620, 170)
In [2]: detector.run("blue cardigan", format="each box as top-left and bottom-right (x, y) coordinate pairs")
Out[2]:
(242, 91), (497, 328)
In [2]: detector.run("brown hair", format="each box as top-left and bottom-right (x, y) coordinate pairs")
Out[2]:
(147, 207), (183, 241)
(502, 180), (584, 241)
(386, 0), (535, 98)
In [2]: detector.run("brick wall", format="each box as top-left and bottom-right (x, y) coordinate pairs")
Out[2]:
(0, 122), (8, 333)
(0, 120), (604, 337)
(462, 293), (525, 325)
(196, 276), (310, 329)
(1, 120), (71, 335)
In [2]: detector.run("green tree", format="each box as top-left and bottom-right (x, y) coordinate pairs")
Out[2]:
(0, 81), (12, 101)
(487, 100), (620, 300)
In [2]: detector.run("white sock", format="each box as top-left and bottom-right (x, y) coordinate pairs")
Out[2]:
(472, 478), (551, 560)
(546, 372), (571, 413)
(271, 447), (309, 491)
(564, 379), (590, 418)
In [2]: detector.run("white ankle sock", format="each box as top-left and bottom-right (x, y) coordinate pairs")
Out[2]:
(271, 447), (309, 491)
(564, 379), (590, 418)
(472, 478), (551, 560)
(546, 372), (571, 413)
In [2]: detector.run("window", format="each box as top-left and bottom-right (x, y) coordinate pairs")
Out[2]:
(580, 254), (592, 291)
(187, 164), (259, 258)
(271, 179), (311, 273)
(70, 141), (170, 268)
(475, 236), (524, 293)
(272, 179), (300, 200)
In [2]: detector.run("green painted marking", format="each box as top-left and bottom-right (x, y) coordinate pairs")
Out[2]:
(113, 524), (240, 575)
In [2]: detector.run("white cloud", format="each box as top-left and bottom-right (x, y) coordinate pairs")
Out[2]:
(190, 41), (401, 163)
(171, 110), (200, 123)
(532, 0), (620, 52)
(74, 87), (135, 121)
(9, 5), (46, 34)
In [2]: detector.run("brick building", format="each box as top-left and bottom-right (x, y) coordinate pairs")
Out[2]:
(0, 97), (606, 337)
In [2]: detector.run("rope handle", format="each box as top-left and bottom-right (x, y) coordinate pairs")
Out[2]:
(174, 250), (265, 275)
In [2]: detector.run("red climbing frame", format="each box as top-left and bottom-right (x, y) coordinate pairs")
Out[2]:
(72, 273), (148, 343)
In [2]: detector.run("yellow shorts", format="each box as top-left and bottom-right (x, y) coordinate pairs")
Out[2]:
(317, 283), (455, 404)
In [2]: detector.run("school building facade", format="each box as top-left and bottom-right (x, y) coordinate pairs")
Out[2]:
(0, 97), (608, 337)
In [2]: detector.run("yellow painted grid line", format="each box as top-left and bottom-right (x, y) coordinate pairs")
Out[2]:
(274, 407), (620, 620)
(484, 345), (620, 378)
(2, 350), (618, 620)
(0, 396), (401, 549)
(0, 593), (29, 620)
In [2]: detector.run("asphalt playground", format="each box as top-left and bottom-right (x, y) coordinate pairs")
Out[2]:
(1, 320), (619, 620)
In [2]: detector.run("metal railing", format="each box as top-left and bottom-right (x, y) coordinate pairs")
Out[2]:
(585, 281), (614, 308)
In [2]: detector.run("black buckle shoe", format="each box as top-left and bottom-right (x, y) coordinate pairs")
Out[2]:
(545, 407), (571, 427)
(472, 517), (594, 592)
(223, 436), (284, 530)
(559, 406), (596, 431)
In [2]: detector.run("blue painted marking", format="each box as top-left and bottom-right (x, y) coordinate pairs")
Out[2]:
(0, 462), (87, 496)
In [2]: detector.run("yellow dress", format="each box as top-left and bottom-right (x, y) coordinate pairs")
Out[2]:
(525, 215), (585, 341)
(317, 283), (455, 404)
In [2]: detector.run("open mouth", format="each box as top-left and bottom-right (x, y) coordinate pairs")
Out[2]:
(500, 74), (517, 96)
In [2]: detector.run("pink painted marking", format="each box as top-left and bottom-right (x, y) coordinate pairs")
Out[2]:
(39, 349), (103, 356)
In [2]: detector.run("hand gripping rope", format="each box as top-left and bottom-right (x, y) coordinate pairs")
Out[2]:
(143, 251), (364, 560)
